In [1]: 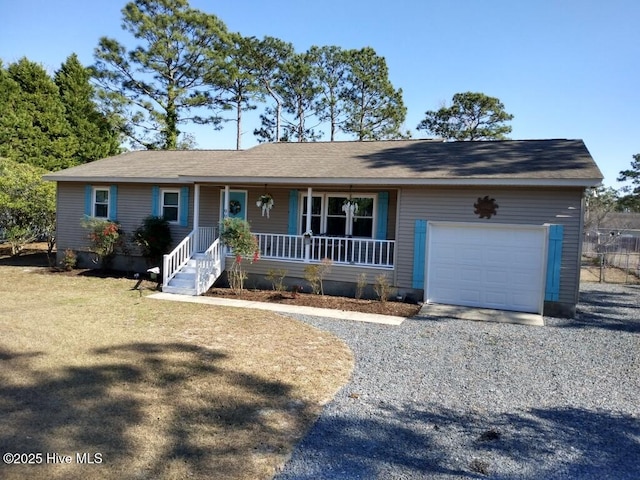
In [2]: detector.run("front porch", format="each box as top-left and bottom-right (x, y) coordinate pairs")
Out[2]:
(162, 227), (396, 295)
(162, 184), (398, 295)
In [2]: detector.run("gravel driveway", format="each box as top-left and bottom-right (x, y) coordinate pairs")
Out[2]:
(275, 283), (640, 480)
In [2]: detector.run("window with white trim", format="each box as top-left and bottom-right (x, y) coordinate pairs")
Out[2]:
(93, 187), (109, 218)
(300, 193), (376, 238)
(161, 189), (180, 223)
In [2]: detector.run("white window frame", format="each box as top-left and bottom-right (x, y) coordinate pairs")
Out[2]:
(93, 187), (109, 219)
(161, 188), (180, 224)
(300, 192), (377, 238)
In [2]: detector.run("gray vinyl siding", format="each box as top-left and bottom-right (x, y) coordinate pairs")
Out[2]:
(199, 187), (397, 239)
(395, 186), (584, 305)
(228, 257), (392, 287)
(56, 182), (90, 252)
(56, 182), (193, 256)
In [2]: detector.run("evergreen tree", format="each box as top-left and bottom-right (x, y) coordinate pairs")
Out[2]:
(341, 47), (408, 141)
(92, 0), (230, 150)
(277, 52), (323, 142)
(0, 58), (77, 171)
(308, 45), (349, 141)
(217, 34), (263, 150)
(417, 92), (513, 141)
(252, 36), (294, 143)
(617, 153), (640, 212)
(55, 54), (120, 163)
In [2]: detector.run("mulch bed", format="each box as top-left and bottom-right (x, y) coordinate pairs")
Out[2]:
(205, 287), (422, 317)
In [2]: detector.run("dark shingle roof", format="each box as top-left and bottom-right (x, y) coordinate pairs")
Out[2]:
(45, 139), (603, 187)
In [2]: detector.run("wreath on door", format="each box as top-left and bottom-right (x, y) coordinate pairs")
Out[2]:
(229, 200), (242, 215)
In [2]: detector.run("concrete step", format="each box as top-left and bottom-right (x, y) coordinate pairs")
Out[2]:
(162, 285), (197, 296)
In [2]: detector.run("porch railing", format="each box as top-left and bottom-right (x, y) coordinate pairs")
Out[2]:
(255, 233), (395, 268)
(163, 226), (218, 286)
(196, 226), (218, 252)
(195, 237), (222, 294)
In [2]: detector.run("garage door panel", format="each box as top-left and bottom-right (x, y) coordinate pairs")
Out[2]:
(459, 289), (481, 304)
(427, 223), (546, 314)
(486, 292), (508, 306)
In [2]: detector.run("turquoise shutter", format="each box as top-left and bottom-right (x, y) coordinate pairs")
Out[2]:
(288, 190), (299, 235)
(545, 224), (564, 301)
(375, 191), (389, 239)
(180, 186), (189, 227)
(412, 220), (428, 289)
(108, 185), (118, 221)
(84, 185), (92, 216)
(151, 186), (160, 217)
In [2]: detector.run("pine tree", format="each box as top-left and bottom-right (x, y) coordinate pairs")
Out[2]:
(417, 92), (514, 141)
(217, 34), (263, 150)
(341, 47), (408, 141)
(92, 0), (229, 150)
(309, 45), (349, 141)
(0, 58), (78, 171)
(55, 54), (120, 163)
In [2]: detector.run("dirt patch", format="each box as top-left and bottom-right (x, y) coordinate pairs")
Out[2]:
(580, 263), (640, 285)
(205, 288), (422, 318)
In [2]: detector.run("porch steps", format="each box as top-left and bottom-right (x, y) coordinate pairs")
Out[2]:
(162, 254), (204, 296)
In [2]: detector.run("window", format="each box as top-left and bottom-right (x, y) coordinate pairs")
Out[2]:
(300, 193), (376, 238)
(162, 189), (180, 223)
(301, 196), (322, 234)
(351, 197), (374, 237)
(93, 188), (109, 218)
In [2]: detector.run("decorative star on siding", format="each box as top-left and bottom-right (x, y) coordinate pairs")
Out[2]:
(474, 196), (499, 219)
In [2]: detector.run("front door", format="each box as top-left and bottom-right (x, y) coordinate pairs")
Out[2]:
(220, 190), (247, 220)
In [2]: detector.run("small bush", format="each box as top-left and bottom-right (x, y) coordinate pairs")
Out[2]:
(133, 216), (173, 265)
(60, 249), (77, 271)
(304, 258), (332, 295)
(6, 226), (37, 256)
(374, 274), (394, 303)
(81, 217), (123, 269)
(266, 268), (287, 292)
(355, 273), (368, 300)
(220, 217), (259, 293)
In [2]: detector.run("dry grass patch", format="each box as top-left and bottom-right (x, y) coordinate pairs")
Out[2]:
(0, 264), (353, 480)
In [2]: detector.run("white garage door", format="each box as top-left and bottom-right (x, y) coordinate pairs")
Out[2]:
(426, 223), (547, 314)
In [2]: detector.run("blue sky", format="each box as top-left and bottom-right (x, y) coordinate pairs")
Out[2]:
(1, 0), (638, 188)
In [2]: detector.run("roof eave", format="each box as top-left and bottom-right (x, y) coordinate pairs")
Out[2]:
(44, 173), (602, 188)
(43, 175), (186, 183)
(178, 175), (603, 188)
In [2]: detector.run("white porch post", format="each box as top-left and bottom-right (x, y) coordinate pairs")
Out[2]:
(193, 183), (201, 251)
(193, 184), (200, 230)
(304, 187), (312, 262)
(224, 185), (230, 219)
(223, 185), (230, 257)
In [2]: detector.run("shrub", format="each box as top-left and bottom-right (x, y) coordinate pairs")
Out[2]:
(5, 226), (36, 256)
(81, 216), (123, 269)
(266, 268), (287, 292)
(374, 273), (394, 303)
(60, 249), (77, 271)
(133, 215), (173, 265)
(304, 258), (332, 295)
(220, 217), (259, 293)
(355, 273), (368, 300)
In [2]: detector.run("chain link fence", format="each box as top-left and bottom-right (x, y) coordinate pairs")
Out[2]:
(582, 231), (640, 284)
